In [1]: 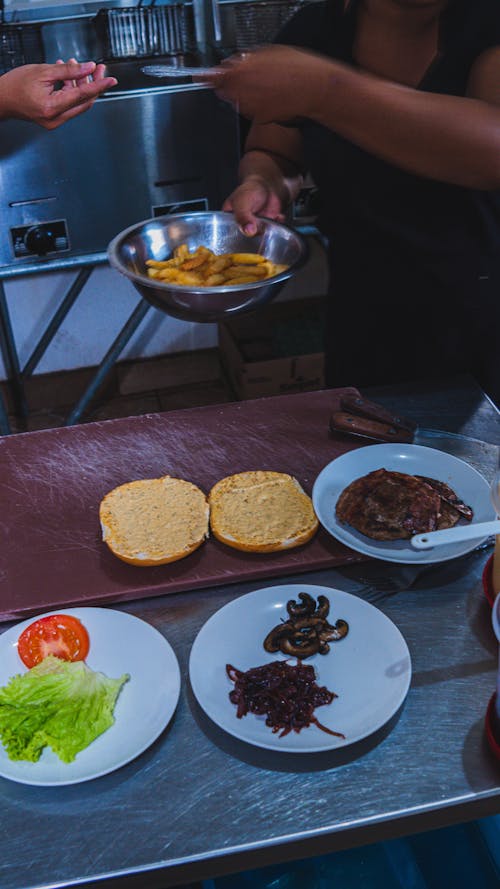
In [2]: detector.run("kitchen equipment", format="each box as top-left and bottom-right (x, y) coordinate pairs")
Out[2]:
(218, 0), (305, 52)
(411, 520), (500, 549)
(0, 23), (44, 73)
(107, 211), (308, 322)
(94, 5), (196, 60)
(0, 0), (245, 272)
(0, 0), (312, 431)
(330, 395), (500, 474)
(330, 395), (417, 443)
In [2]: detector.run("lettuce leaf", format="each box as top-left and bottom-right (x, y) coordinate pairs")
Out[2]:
(0, 655), (129, 763)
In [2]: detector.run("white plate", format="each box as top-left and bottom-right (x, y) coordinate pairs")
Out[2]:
(0, 607), (180, 786)
(313, 443), (495, 564)
(189, 584), (411, 752)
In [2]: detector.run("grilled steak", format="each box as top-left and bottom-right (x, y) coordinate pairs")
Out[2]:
(415, 476), (474, 522)
(335, 468), (472, 541)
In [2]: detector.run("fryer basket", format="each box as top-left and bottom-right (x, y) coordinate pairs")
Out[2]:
(219, 0), (306, 52)
(0, 25), (44, 74)
(94, 5), (196, 60)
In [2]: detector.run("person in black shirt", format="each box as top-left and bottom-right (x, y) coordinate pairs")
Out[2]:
(203, 0), (500, 405)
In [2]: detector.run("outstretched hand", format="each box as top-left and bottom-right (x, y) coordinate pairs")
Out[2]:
(0, 60), (117, 129)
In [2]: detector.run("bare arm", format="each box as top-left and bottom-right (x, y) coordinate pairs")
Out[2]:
(308, 46), (500, 189)
(210, 44), (500, 189)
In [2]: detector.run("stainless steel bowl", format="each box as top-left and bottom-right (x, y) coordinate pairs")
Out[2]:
(107, 211), (308, 322)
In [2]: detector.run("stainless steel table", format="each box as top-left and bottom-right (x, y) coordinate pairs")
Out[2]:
(1, 374), (499, 889)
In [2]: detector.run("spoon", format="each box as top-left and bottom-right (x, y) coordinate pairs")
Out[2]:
(411, 519), (500, 549)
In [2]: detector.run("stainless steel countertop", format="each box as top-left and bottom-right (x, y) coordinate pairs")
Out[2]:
(1, 374), (499, 889)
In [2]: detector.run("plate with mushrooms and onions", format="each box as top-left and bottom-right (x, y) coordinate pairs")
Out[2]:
(189, 583), (411, 753)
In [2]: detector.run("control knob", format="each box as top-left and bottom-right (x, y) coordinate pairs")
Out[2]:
(24, 225), (56, 256)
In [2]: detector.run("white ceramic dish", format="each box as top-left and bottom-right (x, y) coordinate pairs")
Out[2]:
(189, 584), (411, 753)
(0, 607), (180, 786)
(313, 443), (495, 564)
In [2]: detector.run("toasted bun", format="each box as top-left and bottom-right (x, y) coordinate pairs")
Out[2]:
(208, 470), (319, 553)
(100, 475), (209, 566)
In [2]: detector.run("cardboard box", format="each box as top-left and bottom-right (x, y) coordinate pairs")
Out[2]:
(218, 297), (325, 400)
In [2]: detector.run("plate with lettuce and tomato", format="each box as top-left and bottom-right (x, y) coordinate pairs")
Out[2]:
(0, 607), (180, 786)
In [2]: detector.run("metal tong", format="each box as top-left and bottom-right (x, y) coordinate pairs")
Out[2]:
(330, 395), (418, 444)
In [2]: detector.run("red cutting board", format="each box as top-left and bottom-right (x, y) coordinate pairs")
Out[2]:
(0, 387), (367, 622)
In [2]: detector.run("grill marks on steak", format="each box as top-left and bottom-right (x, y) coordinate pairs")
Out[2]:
(335, 469), (473, 541)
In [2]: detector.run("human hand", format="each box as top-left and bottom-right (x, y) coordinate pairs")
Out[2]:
(0, 60), (117, 129)
(203, 45), (329, 124)
(223, 175), (286, 236)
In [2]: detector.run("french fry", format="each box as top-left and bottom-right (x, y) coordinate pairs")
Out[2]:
(146, 245), (288, 287)
(174, 243), (189, 260)
(224, 276), (261, 285)
(180, 253), (209, 271)
(222, 265), (268, 279)
(156, 268), (181, 281)
(229, 253), (266, 265)
(205, 273), (226, 286)
(146, 259), (171, 268)
(210, 255), (233, 273)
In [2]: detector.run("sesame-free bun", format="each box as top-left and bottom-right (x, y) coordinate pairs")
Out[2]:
(208, 470), (319, 553)
(100, 475), (209, 566)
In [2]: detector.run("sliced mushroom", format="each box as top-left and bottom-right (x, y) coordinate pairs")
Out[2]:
(321, 619), (349, 641)
(263, 621), (294, 652)
(262, 594), (349, 660)
(291, 615), (327, 631)
(280, 629), (321, 659)
(316, 595), (330, 619)
(286, 592), (316, 618)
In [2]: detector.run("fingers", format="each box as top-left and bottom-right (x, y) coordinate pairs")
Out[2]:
(50, 60), (117, 92)
(229, 192), (260, 236)
(49, 60), (96, 83)
(42, 73), (116, 125)
(92, 63), (109, 83)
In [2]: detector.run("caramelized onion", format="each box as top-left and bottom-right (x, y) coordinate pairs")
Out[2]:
(226, 660), (345, 739)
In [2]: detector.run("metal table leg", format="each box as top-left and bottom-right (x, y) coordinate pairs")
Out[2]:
(22, 266), (93, 378)
(0, 279), (28, 423)
(0, 257), (151, 434)
(65, 298), (151, 426)
(0, 387), (11, 435)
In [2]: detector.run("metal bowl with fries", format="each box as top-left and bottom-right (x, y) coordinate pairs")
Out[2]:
(107, 211), (308, 322)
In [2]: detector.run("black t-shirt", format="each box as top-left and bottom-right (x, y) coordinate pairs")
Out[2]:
(277, 0), (500, 262)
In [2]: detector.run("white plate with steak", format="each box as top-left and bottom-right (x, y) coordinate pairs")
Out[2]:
(313, 444), (495, 564)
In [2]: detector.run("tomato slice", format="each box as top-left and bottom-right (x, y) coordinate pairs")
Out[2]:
(17, 614), (90, 668)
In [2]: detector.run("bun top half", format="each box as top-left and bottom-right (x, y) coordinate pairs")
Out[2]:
(99, 475), (209, 566)
(208, 470), (318, 553)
